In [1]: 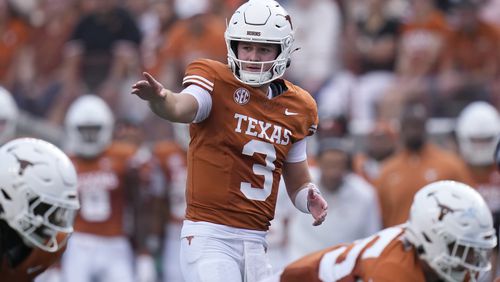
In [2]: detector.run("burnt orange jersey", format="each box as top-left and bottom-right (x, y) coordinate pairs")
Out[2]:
(376, 143), (473, 227)
(70, 142), (138, 236)
(279, 226), (426, 282)
(153, 141), (188, 223)
(469, 165), (500, 214)
(0, 232), (67, 282)
(182, 59), (318, 231)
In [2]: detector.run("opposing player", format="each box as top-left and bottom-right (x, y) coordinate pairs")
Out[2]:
(131, 0), (328, 281)
(263, 180), (497, 282)
(0, 138), (80, 281)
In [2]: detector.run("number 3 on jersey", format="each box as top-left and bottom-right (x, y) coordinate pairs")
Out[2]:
(240, 140), (276, 201)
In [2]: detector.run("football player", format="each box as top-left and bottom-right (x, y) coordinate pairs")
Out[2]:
(263, 180), (497, 282)
(153, 123), (189, 282)
(131, 0), (328, 281)
(60, 95), (151, 282)
(456, 101), (500, 280)
(0, 138), (80, 281)
(0, 86), (18, 144)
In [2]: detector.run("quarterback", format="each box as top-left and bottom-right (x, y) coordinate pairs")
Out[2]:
(132, 0), (328, 281)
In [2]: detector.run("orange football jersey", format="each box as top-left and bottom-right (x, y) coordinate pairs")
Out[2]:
(182, 59), (318, 231)
(0, 232), (67, 282)
(153, 141), (188, 223)
(279, 227), (426, 282)
(70, 142), (138, 237)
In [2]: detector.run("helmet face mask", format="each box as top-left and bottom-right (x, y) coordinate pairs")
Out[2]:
(65, 95), (114, 158)
(15, 192), (77, 252)
(405, 181), (497, 282)
(225, 0), (295, 86)
(0, 138), (80, 252)
(430, 235), (495, 281)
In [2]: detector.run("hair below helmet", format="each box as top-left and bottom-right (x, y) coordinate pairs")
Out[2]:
(0, 86), (18, 144)
(65, 95), (114, 158)
(405, 180), (497, 282)
(456, 101), (500, 166)
(0, 138), (80, 252)
(224, 0), (295, 86)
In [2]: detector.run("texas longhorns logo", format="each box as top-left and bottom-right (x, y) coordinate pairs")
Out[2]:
(17, 159), (34, 176)
(437, 203), (455, 221)
(429, 192), (458, 221)
(285, 15), (293, 29)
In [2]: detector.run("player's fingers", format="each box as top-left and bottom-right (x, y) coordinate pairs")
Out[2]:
(312, 214), (326, 226)
(143, 72), (161, 88)
(132, 80), (149, 88)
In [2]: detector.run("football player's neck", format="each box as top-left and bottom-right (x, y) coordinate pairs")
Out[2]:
(254, 83), (271, 98)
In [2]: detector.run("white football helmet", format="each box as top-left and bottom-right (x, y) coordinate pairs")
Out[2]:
(65, 95), (114, 158)
(406, 180), (497, 282)
(0, 138), (80, 252)
(456, 101), (500, 166)
(0, 86), (18, 144)
(225, 0), (295, 86)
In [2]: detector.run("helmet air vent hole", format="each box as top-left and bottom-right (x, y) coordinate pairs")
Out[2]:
(1, 188), (11, 200)
(423, 232), (432, 243)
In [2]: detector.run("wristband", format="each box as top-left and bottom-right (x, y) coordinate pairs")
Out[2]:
(294, 183), (320, 214)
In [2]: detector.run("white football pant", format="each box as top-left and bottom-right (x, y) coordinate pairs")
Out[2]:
(61, 232), (134, 282)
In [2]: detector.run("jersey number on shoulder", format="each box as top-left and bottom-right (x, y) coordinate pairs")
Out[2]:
(318, 227), (402, 281)
(240, 140), (276, 201)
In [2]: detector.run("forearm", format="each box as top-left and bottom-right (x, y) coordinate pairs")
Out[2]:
(282, 161), (313, 207)
(148, 89), (197, 123)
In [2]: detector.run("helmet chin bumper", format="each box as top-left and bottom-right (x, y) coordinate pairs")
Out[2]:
(238, 69), (273, 86)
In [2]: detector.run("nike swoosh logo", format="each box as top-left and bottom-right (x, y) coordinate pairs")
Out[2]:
(285, 109), (299, 116)
(27, 264), (43, 274)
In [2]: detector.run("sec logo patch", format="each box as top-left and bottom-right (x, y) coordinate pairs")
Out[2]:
(233, 88), (250, 105)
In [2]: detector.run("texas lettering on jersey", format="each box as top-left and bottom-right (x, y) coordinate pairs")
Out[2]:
(182, 59), (318, 231)
(234, 113), (291, 145)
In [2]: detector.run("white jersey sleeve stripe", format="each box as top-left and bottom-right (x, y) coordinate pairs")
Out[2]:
(182, 79), (214, 92)
(181, 84), (212, 123)
(183, 75), (214, 87)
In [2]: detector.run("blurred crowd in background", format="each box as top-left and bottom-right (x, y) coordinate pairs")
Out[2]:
(2, 0), (500, 281)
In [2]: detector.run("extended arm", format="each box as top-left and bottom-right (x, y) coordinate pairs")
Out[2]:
(283, 160), (328, 226)
(131, 72), (198, 123)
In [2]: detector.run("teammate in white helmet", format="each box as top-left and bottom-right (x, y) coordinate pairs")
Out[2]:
(0, 138), (80, 281)
(263, 180), (497, 282)
(61, 95), (154, 282)
(456, 101), (500, 280)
